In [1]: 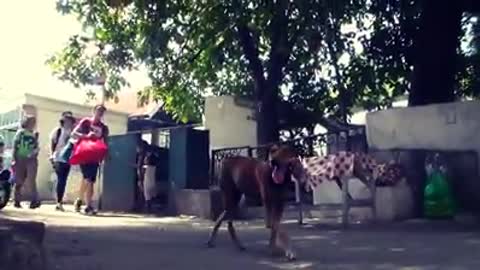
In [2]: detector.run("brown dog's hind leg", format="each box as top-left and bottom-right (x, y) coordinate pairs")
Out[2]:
(224, 188), (245, 251)
(206, 210), (226, 248)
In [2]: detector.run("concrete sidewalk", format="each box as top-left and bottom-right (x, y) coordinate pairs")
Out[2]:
(2, 205), (480, 270)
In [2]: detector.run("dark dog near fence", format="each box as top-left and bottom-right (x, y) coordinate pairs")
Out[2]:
(206, 144), (305, 260)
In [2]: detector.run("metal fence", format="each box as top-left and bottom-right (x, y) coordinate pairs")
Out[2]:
(209, 126), (367, 187)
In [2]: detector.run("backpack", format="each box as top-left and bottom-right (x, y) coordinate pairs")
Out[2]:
(16, 129), (39, 156)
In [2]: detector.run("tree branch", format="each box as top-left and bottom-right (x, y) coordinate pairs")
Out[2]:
(267, 1), (305, 90)
(464, 0), (480, 12)
(266, 0), (290, 88)
(237, 22), (267, 97)
(326, 15), (348, 123)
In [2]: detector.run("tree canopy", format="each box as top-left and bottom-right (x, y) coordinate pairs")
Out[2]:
(48, 0), (480, 144)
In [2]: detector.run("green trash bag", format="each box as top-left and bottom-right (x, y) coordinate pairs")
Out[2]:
(424, 170), (455, 218)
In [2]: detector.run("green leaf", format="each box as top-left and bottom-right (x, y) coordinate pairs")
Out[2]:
(49, 0), (476, 129)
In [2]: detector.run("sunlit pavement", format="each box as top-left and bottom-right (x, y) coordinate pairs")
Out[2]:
(2, 204), (480, 270)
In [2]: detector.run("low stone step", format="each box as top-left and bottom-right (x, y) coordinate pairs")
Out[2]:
(0, 218), (47, 270)
(0, 218), (45, 244)
(239, 204), (344, 220)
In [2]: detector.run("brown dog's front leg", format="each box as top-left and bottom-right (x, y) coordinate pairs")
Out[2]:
(269, 228), (280, 256)
(272, 222), (296, 261)
(278, 230), (296, 261)
(265, 205), (273, 229)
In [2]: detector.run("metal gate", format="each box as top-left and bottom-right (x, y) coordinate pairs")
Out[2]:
(100, 133), (137, 212)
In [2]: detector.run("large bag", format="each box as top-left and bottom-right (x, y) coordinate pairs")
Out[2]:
(69, 139), (108, 165)
(424, 170), (455, 218)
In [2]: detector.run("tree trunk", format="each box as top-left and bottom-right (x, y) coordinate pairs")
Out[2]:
(236, 23), (281, 147)
(408, 1), (463, 217)
(237, 0), (299, 147)
(256, 83), (279, 146)
(409, 1), (462, 106)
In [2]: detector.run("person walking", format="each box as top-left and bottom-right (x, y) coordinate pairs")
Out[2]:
(49, 111), (75, 211)
(12, 115), (40, 209)
(134, 140), (160, 213)
(134, 139), (148, 212)
(72, 105), (109, 215)
(142, 149), (159, 212)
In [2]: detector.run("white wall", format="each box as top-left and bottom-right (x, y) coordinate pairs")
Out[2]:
(204, 96), (257, 150)
(366, 100), (480, 154)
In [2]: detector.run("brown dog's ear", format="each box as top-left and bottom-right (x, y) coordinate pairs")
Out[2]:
(268, 144), (280, 160)
(269, 144), (280, 154)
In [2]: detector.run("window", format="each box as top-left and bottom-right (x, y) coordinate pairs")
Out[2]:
(158, 131), (170, 148)
(0, 107), (22, 129)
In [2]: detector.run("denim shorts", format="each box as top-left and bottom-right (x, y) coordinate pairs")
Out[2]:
(79, 163), (99, 183)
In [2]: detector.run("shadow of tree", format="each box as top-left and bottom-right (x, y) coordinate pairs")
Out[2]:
(3, 205), (480, 270)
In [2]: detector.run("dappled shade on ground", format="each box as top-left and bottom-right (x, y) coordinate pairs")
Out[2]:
(2, 205), (480, 270)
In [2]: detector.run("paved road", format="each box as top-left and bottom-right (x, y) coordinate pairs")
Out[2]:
(2, 205), (480, 270)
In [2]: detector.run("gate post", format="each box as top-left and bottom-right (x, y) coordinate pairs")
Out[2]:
(169, 127), (210, 189)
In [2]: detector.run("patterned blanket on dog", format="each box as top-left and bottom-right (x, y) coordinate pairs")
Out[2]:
(301, 152), (403, 189)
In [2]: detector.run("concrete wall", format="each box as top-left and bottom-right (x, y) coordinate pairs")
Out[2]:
(23, 94), (129, 201)
(366, 100), (480, 153)
(204, 96), (257, 150)
(366, 101), (480, 213)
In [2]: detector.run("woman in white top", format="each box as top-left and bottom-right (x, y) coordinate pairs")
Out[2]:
(143, 151), (158, 211)
(49, 111), (75, 211)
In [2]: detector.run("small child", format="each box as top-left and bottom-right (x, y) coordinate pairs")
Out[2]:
(0, 157), (11, 181)
(0, 157), (12, 208)
(0, 140), (4, 156)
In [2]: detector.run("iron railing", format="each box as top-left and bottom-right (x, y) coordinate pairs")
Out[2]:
(209, 126), (366, 187)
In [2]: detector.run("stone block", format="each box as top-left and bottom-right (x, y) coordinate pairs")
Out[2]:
(0, 219), (46, 270)
(170, 189), (218, 219)
(350, 179), (415, 222)
(0, 219), (45, 244)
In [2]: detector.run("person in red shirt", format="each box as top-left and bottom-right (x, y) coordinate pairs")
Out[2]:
(72, 105), (109, 215)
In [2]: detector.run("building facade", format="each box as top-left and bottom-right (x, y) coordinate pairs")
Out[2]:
(0, 93), (129, 201)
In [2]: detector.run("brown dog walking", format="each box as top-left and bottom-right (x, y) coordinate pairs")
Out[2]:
(207, 145), (305, 260)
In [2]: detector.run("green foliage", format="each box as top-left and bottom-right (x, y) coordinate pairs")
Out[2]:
(456, 15), (480, 98)
(50, 0), (254, 122)
(48, 0), (480, 125)
(344, 1), (421, 111)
